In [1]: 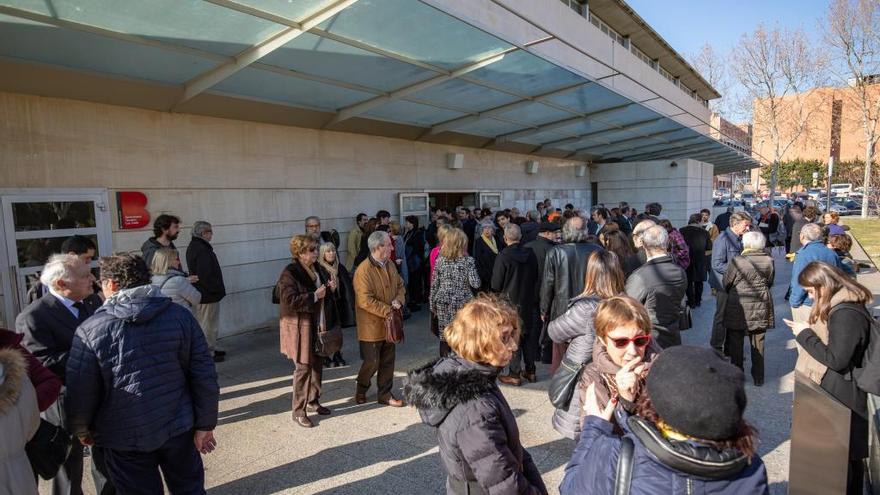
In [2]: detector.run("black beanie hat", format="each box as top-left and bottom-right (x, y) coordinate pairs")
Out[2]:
(646, 346), (747, 441)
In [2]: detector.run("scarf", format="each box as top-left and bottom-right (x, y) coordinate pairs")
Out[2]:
(482, 234), (498, 255)
(794, 288), (865, 385)
(318, 258), (339, 287)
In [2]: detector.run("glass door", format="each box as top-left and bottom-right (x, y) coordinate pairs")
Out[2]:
(478, 191), (503, 210)
(0, 191), (112, 327)
(399, 193), (430, 229)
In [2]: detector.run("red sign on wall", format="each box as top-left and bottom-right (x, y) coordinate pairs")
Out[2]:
(117, 191), (151, 230)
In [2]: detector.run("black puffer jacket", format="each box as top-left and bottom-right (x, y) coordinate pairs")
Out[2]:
(722, 251), (775, 332)
(540, 242), (603, 320)
(404, 356), (548, 495)
(65, 285), (219, 452)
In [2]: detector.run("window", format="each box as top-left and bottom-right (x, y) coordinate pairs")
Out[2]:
(560, 0), (587, 17)
(588, 11), (628, 48)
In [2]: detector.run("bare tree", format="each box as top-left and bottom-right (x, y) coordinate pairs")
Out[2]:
(689, 43), (732, 116)
(824, 0), (880, 217)
(731, 25), (828, 198)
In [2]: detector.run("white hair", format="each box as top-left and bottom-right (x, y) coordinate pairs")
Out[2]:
(367, 231), (390, 252)
(504, 224), (522, 242)
(742, 231), (766, 251)
(479, 219), (496, 233)
(800, 223), (823, 242)
(632, 219), (656, 238)
(641, 225), (669, 251)
(40, 254), (83, 290)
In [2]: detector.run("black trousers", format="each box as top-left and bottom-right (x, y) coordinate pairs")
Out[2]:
(408, 265), (424, 305)
(41, 390), (115, 495)
(685, 266), (704, 307)
(508, 319), (539, 375)
(356, 340), (396, 401)
(724, 328), (765, 382)
(104, 431), (204, 495)
(710, 291), (728, 354)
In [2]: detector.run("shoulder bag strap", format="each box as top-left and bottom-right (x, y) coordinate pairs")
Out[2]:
(614, 436), (635, 495)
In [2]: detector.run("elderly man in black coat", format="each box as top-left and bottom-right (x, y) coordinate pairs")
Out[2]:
(625, 225), (688, 348)
(186, 220), (227, 362)
(491, 224), (539, 386)
(680, 213), (711, 308)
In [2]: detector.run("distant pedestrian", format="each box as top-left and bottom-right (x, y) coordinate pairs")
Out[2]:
(404, 295), (548, 495)
(473, 220), (499, 292)
(346, 213), (368, 270)
(680, 214), (711, 307)
(186, 221), (227, 362)
(709, 212), (752, 354)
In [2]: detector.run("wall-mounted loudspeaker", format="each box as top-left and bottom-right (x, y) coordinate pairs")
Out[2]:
(575, 165), (587, 177)
(526, 160), (539, 174)
(447, 153), (464, 170)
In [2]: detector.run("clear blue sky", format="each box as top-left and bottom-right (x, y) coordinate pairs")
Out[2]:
(625, 0), (830, 58)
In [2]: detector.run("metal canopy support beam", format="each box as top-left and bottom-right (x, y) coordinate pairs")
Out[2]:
(325, 46), (526, 126)
(618, 142), (720, 162)
(603, 134), (704, 157)
(576, 127), (684, 153)
(497, 103), (634, 142)
(176, 0), (360, 107)
(537, 117), (664, 150)
(428, 82), (591, 135)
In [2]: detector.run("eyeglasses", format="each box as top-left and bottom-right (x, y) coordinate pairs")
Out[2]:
(608, 335), (651, 349)
(307, 247), (317, 252)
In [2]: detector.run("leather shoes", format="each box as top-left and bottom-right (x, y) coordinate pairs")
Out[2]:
(521, 372), (537, 383)
(293, 415), (313, 428)
(214, 350), (226, 357)
(498, 374), (522, 386)
(378, 397), (404, 407)
(355, 394), (367, 405)
(307, 404), (331, 415)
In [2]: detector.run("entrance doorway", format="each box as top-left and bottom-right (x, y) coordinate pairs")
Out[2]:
(0, 189), (113, 327)
(429, 192), (478, 211)
(398, 191), (503, 225)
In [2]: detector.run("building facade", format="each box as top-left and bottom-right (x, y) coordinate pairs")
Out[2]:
(0, 0), (755, 336)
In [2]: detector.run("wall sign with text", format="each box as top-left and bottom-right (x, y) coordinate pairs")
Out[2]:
(116, 191), (151, 229)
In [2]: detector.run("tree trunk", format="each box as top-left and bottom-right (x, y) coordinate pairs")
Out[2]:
(863, 138), (874, 218)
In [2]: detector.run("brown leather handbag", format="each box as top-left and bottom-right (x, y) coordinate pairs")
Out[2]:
(385, 307), (405, 344)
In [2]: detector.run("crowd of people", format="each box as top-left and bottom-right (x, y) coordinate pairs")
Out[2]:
(0, 195), (874, 495)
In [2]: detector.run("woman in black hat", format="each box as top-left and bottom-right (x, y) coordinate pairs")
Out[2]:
(560, 345), (769, 495)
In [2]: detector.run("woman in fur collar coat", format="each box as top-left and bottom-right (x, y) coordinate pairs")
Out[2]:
(0, 347), (40, 495)
(404, 294), (548, 495)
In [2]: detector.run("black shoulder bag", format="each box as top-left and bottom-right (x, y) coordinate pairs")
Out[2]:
(548, 355), (585, 409)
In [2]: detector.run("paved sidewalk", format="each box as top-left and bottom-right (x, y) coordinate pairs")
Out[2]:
(48, 243), (880, 494)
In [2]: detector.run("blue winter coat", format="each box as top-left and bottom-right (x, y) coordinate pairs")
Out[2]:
(65, 285), (219, 452)
(709, 228), (743, 290)
(789, 241), (843, 308)
(560, 414), (769, 495)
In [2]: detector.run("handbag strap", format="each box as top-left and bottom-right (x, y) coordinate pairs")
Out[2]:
(614, 436), (635, 495)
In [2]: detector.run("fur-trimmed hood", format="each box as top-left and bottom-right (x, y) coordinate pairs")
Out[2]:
(0, 348), (27, 416)
(403, 356), (500, 427)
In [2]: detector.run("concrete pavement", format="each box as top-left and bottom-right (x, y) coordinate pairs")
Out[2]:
(47, 239), (880, 494)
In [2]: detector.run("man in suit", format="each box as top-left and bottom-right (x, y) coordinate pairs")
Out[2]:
(16, 253), (114, 495)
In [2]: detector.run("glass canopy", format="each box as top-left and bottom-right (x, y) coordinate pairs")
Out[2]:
(0, 0), (757, 172)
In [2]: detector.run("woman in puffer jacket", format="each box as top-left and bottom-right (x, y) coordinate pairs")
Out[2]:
(548, 250), (625, 440)
(722, 231), (774, 386)
(561, 346), (769, 495)
(0, 348), (40, 495)
(404, 294), (548, 495)
(150, 248), (201, 312)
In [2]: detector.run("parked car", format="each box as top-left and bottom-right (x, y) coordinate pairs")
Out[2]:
(830, 183), (853, 197)
(829, 197), (861, 216)
(740, 192), (756, 208)
(807, 188), (823, 199)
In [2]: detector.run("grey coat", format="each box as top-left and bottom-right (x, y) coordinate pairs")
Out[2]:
(625, 255), (687, 334)
(722, 252), (775, 332)
(547, 295), (600, 440)
(151, 268), (201, 311)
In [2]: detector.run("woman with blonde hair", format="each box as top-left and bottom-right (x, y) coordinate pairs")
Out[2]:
(277, 235), (339, 428)
(548, 250), (626, 440)
(405, 294), (548, 495)
(786, 261), (874, 493)
(318, 242), (356, 367)
(430, 228), (481, 357)
(150, 247), (201, 311)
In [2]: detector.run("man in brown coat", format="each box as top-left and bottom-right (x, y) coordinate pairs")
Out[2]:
(353, 231), (407, 407)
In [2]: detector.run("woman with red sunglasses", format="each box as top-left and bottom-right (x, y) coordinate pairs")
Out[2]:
(576, 295), (661, 432)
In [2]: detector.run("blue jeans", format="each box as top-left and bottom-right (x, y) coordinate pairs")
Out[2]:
(104, 431), (205, 495)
